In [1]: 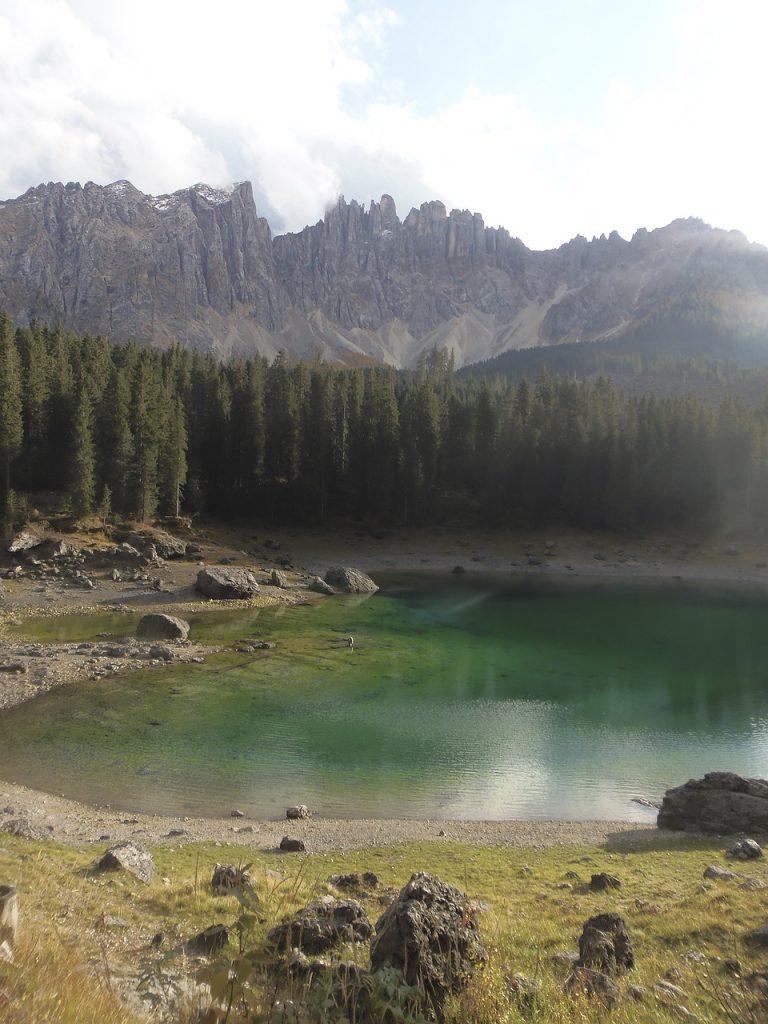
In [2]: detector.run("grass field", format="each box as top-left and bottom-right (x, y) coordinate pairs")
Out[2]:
(1, 831), (767, 1022)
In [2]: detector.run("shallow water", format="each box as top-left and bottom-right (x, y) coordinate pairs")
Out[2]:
(2, 574), (768, 820)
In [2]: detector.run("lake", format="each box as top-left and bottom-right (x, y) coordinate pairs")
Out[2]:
(1, 573), (767, 820)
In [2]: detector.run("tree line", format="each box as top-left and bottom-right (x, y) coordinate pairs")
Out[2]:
(1, 314), (767, 535)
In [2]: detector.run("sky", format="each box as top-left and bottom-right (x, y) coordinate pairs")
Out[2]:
(0, 0), (765, 248)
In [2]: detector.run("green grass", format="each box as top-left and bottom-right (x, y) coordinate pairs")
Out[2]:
(0, 834), (766, 1022)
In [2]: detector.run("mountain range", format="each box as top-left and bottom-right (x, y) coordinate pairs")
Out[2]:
(1, 178), (768, 367)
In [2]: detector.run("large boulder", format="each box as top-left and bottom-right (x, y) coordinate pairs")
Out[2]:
(34, 539), (75, 560)
(267, 896), (372, 954)
(323, 566), (378, 594)
(96, 842), (155, 883)
(196, 567), (260, 600)
(370, 872), (486, 1014)
(124, 530), (187, 560)
(136, 613), (190, 641)
(577, 913), (634, 974)
(658, 772), (768, 833)
(7, 529), (43, 554)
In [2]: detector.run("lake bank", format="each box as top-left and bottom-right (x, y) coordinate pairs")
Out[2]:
(2, 522), (768, 831)
(0, 777), (665, 850)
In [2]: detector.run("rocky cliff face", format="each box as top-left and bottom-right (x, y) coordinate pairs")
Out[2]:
(1, 179), (767, 366)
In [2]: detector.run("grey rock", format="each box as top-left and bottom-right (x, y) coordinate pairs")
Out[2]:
(658, 772), (768, 833)
(653, 980), (688, 1003)
(328, 871), (380, 891)
(323, 566), (378, 594)
(590, 872), (621, 891)
(96, 842), (155, 883)
(726, 838), (763, 860)
(147, 645), (174, 661)
(2, 817), (49, 841)
(270, 569), (289, 588)
(286, 804), (310, 820)
(185, 923), (230, 955)
(0, 884), (19, 948)
(112, 542), (142, 562)
(136, 613), (190, 641)
(196, 566), (260, 600)
(703, 865), (738, 880)
(747, 922), (768, 946)
(267, 895), (372, 954)
(211, 863), (253, 895)
(279, 837), (306, 852)
(309, 575), (335, 595)
(740, 877), (766, 890)
(370, 872), (487, 1013)
(577, 913), (634, 974)
(565, 967), (621, 1008)
(7, 529), (43, 553)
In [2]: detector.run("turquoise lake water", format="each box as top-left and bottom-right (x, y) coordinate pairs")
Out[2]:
(1, 574), (767, 819)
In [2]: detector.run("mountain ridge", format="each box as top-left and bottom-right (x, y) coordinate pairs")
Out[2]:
(1, 178), (767, 367)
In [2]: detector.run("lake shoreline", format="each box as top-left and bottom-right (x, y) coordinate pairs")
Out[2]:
(0, 775), (672, 850)
(1, 521), (767, 835)
(2, 523), (767, 715)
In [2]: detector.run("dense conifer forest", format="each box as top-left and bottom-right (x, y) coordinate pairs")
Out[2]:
(1, 313), (767, 534)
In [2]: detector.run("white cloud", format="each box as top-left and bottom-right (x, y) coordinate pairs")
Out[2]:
(0, 0), (767, 248)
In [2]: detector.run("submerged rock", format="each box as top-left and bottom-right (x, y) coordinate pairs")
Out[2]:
(136, 613), (190, 640)
(658, 772), (768, 833)
(196, 566), (260, 600)
(323, 566), (378, 594)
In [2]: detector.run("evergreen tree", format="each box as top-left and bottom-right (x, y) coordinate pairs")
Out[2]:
(69, 387), (96, 515)
(159, 396), (188, 517)
(0, 313), (23, 505)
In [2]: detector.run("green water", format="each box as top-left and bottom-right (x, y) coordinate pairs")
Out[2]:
(1, 574), (768, 820)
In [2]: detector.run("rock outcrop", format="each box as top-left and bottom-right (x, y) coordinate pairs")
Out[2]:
(370, 872), (487, 1014)
(657, 772), (768, 833)
(2, 180), (767, 367)
(195, 567), (260, 600)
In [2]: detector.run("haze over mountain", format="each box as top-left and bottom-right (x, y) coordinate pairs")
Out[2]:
(1, 177), (768, 368)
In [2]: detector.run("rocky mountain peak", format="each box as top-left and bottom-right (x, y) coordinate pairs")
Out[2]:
(0, 177), (766, 367)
